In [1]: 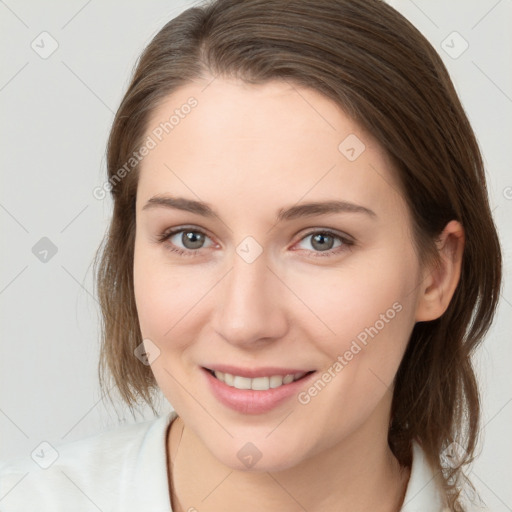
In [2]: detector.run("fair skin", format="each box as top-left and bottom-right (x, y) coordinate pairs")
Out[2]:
(133, 78), (464, 512)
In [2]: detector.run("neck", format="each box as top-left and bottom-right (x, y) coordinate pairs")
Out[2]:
(167, 414), (410, 512)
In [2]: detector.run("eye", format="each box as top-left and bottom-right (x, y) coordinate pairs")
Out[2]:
(294, 230), (353, 258)
(157, 226), (354, 259)
(157, 226), (215, 257)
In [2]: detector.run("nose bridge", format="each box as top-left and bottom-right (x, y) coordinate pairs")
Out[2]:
(213, 243), (286, 345)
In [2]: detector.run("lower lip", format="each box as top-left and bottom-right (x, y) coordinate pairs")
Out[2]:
(201, 367), (316, 414)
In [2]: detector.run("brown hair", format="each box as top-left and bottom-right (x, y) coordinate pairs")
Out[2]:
(94, 0), (502, 508)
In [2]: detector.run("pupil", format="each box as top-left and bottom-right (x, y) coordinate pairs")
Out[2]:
(183, 231), (204, 249)
(312, 233), (333, 251)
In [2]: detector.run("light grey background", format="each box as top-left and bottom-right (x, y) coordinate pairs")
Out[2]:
(1, 0), (511, 509)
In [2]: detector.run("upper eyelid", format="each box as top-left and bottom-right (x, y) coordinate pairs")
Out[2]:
(162, 226), (353, 247)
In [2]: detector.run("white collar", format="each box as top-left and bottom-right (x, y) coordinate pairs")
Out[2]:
(400, 440), (449, 511)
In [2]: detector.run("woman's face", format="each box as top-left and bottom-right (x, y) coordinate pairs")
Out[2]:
(133, 78), (425, 471)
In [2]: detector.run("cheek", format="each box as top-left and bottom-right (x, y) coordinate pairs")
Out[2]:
(133, 243), (213, 345)
(313, 258), (411, 315)
(134, 225), (420, 361)
(288, 248), (418, 377)
(287, 252), (418, 441)
(134, 241), (172, 339)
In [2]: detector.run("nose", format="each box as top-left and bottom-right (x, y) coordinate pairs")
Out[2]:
(212, 248), (288, 349)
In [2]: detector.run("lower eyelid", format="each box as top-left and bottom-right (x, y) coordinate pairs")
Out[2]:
(159, 228), (353, 256)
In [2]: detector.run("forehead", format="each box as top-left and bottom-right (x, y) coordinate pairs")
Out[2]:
(137, 78), (407, 223)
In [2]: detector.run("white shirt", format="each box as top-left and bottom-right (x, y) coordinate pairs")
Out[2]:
(0, 410), (452, 511)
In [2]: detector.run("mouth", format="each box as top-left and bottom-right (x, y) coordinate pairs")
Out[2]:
(201, 365), (318, 414)
(203, 367), (316, 391)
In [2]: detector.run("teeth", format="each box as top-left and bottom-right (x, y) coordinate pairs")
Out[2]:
(233, 376), (252, 389)
(213, 370), (308, 390)
(251, 377), (269, 390)
(283, 374), (294, 385)
(269, 375), (283, 388)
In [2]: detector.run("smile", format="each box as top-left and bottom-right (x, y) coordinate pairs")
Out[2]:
(201, 366), (317, 414)
(207, 369), (313, 391)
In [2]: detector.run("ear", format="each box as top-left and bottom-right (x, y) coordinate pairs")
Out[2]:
(415, 220), (465, 322)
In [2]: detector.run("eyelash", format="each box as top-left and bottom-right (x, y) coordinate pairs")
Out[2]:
(157, 226), (354, 259)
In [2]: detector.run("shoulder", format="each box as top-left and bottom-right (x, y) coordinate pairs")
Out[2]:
(0, 410), (177, 511)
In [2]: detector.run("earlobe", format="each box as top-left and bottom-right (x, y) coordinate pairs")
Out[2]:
(415, 220), (465, 322)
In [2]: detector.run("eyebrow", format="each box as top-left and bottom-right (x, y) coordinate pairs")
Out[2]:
(142, 195), (377, 222)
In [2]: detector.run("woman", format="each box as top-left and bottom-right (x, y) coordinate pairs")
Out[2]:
(0, 0), (502, 510)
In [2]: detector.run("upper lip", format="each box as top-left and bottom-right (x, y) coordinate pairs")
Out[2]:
(203, 365), (315, 378)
